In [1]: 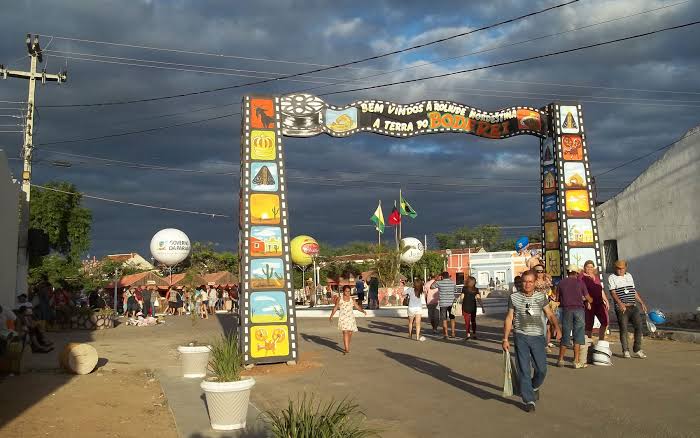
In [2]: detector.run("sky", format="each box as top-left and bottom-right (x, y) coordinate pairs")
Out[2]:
(1, 0), (699, 258)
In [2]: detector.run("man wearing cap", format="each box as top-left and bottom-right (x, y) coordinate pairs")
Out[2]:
(556, 265), (593, 368)
(608, 260), (648, 358)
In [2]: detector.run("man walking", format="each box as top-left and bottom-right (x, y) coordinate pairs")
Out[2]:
(502, 270), (561, 412)
(355, 275), (365, 307)
(435, 271), (457, 339)
(556, 266), (592, 368)
(608, 260), (648, 359)
(424, 273), (440, 334)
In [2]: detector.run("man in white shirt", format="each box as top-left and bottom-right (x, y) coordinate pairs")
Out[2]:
(608, 260), (648, 359)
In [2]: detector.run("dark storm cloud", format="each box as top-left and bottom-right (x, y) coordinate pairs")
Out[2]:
(1, 0), (699, 256)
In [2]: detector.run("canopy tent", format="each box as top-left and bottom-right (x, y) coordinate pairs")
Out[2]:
(203, 271), (238, 288)
(169, 272), (208, 288)
(106, 271), (169, 289)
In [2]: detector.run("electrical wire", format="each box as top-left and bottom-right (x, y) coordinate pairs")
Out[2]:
(44, 49), (357, 82)
(32, 184), (232, 218)
(41, 52), (700, 107)
(38, 0), (582, 108)
(302, 0), (693, 94)
(320, 20), (700, 96)
(35, 112), (237, 146)
(594, 128), (700, 177)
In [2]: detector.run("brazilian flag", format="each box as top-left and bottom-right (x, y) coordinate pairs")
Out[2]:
(400, 194), (417, 218)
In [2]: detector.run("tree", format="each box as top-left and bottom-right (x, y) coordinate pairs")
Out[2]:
(435, 224), (504, 251)
(29, 182), (92, 264)
(411, 252), (445, 278)
(28, 254), (82, 289)
(177, 242), (239, 275)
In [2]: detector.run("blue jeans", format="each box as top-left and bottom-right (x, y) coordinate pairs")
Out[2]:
(561, 308), (586, 347)
(514, 334), (547, 404)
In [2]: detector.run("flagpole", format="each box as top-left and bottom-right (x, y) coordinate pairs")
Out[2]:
(399, 189), (403, 243)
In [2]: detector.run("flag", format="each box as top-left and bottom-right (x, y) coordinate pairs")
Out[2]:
(400, 194), (417, 218)
(388, 203), (401, 225)
(370, 203), (385, 233)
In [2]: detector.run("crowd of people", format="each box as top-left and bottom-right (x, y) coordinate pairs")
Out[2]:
(123, 284), (239, 319)
(329, 259), (650, 413)
(504, 259), (649, 412)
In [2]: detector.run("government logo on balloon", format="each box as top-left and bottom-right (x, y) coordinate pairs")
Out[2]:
(150, 228), (191, 266)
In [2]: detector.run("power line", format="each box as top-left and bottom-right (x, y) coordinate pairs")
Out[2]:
(34, 111), (237, 146)
(44, 49), (355, 82)
(303, 0), (693, 94)
(41, 52), (700, 107)
(38, 0), (581, 108)
(37, 35), (385, 72)
(320, 20), (700, 96)
(33, 183), (232, 218)
(594, 128), (699, 177)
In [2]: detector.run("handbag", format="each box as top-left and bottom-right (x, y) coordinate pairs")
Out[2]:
(451, 293), (463, 316)
(503, 351), (514, 397)
(402, 295), (410, 306)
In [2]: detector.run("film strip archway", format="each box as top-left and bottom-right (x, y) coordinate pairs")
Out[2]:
(239, 94), (602, 365)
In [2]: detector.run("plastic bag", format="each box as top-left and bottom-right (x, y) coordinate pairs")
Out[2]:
(503, 351), (514, 397)
(645, 315), (657, 333)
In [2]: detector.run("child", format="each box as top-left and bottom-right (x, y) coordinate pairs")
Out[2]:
(329, 285), (366, 354)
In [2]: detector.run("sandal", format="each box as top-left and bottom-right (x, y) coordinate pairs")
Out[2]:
(574, 362), (588, 369)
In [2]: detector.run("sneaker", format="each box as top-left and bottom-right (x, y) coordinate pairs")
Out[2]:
(525, 402), (536, 413)
(633, 350), (647, 359)
(556, 360), (564, 368)
(574, 362), (588, 369)
(418, 336), (426, 342)
(623, 351), (631, 359)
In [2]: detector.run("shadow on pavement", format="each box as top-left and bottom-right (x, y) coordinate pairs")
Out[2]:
(300, 333), (344, 353)
(378, 348), (525, 410)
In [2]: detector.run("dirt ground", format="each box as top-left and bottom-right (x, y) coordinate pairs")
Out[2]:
(0, 368), (176, 437)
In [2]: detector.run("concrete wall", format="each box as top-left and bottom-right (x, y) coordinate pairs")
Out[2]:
(0, 150), (20, 310)
(596, 127), (700, 312)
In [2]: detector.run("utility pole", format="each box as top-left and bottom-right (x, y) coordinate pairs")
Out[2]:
(1, 34), (67, 296)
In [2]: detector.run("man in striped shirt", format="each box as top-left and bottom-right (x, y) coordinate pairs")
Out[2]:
(503, 270), (561, 412)
(608, 260), (649, 359)
(435, 271), (457, 339)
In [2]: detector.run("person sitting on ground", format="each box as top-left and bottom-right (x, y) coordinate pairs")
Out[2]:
(15, 305), (53, 353)
(0, 304), (18, 352)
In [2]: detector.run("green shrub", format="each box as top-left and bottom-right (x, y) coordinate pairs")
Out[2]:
(207, 330), (244, 382)
(263, 394), (379, 438)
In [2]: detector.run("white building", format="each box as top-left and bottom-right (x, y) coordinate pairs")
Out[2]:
(0, 150), (20, 310)
(596, 126), (699, 312)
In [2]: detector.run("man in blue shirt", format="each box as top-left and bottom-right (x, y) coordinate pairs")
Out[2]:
(355, 275), (365, 307)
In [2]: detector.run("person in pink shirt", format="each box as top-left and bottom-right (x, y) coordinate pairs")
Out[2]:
(424, 273), (440, 334)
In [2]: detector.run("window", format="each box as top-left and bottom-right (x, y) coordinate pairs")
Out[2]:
(455, 272), (465, 286)
(603, 240), (618, 273)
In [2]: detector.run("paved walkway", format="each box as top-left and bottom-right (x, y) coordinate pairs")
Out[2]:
(17, 311), (700, 438)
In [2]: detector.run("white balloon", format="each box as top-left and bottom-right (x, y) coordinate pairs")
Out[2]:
(400, 237), (424, 264)
(150, 228), (191, 266)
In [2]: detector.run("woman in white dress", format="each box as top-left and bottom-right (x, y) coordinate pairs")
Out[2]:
(329, 285), (366, 354)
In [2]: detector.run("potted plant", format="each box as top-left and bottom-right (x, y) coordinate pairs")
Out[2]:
(177, 341), (211, 378)
(200, 330), (254, 431)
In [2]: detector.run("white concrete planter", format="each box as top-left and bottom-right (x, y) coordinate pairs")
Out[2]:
(201, 376), (256, 431)
(177, 345), (210, 378)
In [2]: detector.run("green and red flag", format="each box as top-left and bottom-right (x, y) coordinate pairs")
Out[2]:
(370, 202), (385, 233)
(400, 194), (417, 218)
(388, 202), (401, 225)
